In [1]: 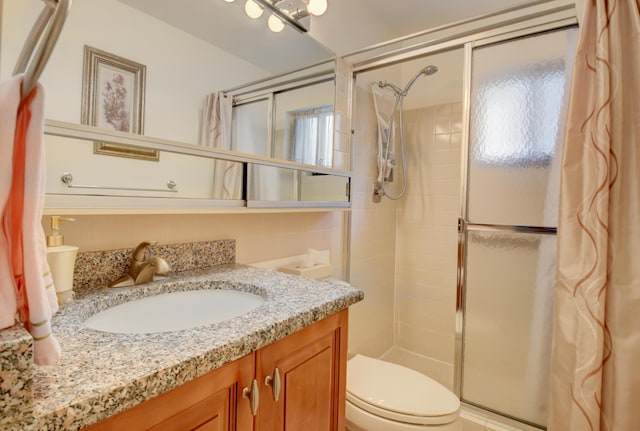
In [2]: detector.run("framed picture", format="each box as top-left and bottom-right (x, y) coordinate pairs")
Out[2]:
(81, 45), (157, 161)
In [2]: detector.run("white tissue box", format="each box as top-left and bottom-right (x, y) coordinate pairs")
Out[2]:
(278, 263), (333, 279)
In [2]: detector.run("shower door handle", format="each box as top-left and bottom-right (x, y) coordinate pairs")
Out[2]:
(461, 219), (557, 235)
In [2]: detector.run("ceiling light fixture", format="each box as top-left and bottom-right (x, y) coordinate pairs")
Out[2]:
(267, 13), (285, 32)
(244, 0), (264, 19)
(224, 0), (328, 33)
(307, 0), (327, 16)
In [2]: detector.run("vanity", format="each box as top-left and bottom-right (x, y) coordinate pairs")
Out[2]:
(2, 263), (363, 430)
(87, 308), (347, 431)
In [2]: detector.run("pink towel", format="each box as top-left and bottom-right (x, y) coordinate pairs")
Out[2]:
(0, 75), (61, 365)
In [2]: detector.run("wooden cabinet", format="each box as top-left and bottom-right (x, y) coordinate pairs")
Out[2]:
(255, 309), (348, 431)
(85, 309), (348, 431)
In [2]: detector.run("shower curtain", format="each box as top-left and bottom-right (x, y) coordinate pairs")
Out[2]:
(549, 1), (640, 430)
(200, 92), (242, 199)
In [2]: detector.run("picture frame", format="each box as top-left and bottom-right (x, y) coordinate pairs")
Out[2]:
(81, 45), (157, 161)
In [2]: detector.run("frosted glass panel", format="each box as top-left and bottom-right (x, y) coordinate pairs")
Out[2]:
(462, 230), (557, 428)
(467, 28), (576, 226)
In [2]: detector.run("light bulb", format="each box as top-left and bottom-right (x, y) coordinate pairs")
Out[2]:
(307, 0), (327, 16)
(223, 0), (235, 3)
(244, 0), (264, 18)
(268, 14), (285, 32)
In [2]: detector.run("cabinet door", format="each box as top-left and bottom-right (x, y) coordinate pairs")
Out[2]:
(255, 309), (348, 431)
(84, 354), (255, 431)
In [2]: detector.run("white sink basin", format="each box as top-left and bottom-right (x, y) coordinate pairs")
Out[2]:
(84, 289), (265, 334)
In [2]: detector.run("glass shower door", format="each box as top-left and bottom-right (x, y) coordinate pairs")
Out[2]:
(459, 27), (576, 428)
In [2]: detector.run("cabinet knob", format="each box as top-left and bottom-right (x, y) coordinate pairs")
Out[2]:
(242, 379), (260, 416)
(264, 367), (281, 402)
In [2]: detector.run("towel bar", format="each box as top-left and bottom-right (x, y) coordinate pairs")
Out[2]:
(60, 172), (178, 193)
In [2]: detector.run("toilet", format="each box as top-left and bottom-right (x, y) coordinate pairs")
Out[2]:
(346, 355), (461, 431)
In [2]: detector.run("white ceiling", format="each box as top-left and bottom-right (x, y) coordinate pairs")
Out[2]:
(363, 0), (543, 36)
(116, 0), (334, 75)
(116, 0), (555, 75)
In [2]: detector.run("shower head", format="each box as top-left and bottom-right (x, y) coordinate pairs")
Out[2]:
(421, 65), (439, 76)
(374, 65), (439, 98)
(402, 64), (439, 95)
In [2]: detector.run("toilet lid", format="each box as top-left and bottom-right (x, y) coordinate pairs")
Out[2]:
(346, 355), (460, 425)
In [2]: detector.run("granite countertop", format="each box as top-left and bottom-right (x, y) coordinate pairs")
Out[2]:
(4, 264), (364, 430)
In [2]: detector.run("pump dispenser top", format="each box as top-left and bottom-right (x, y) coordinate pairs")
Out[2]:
(46, 216), (78, 306)
(47, 216), (75, 247)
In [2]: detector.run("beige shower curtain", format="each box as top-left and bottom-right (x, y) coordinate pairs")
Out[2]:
(200, 92), (242, 199)
(549, 1), (640, 430)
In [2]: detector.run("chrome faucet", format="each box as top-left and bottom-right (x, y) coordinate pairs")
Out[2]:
(109, 241), (171, 287)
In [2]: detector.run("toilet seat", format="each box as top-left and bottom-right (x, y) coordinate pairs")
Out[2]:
(346, 355), (460, 426)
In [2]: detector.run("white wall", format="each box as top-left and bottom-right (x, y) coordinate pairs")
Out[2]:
(1, 0), (268, 145)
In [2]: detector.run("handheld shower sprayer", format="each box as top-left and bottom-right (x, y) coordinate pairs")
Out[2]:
(421, 65), (439, 75)
(377, 65), (439, 97)
(372, 64), (439, 201)
(402, 65), (439, 95)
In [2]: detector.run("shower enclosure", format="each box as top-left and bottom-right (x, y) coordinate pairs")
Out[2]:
(347, 3), (578, 429)
(458, 28), (576, 428)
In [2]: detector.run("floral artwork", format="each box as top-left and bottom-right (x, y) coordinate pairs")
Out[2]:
(102, 73), (130, 132)
(82, 45), (146, 135)
(81, 46), (154, 160)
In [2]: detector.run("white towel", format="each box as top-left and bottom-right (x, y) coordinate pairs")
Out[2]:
(0, 75), (61, 365)
(0, 79), (18, 328)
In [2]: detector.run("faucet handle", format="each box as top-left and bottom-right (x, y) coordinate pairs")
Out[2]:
(133, 257), (171, 285)
(132, 240), (157, 262)
(149, 256), (171, 275)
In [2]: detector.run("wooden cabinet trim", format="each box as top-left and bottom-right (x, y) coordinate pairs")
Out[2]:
(84, 354), (254, 431)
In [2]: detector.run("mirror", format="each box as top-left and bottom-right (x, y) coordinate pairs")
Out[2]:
(1, 0), (338, 166)
(247, 165), (350, 206)
(43, 131), (350, 211)
(45, 134), (244, 202)
(232, 79), (335, 168)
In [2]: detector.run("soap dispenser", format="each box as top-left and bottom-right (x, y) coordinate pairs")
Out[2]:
(46, 216), (78, 306)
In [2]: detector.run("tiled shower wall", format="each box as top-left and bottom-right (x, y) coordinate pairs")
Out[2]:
(383, 102), (463, 390)
(348, 71), (401, 358)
